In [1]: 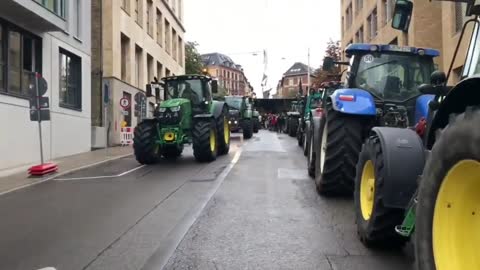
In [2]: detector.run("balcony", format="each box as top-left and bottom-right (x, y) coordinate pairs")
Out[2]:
(0, 0), (66, 32)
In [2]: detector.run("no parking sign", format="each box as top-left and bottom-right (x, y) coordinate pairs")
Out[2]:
(120, 97), (131, 110)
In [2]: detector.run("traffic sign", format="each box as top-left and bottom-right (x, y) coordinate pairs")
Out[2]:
(120, 97), (131, 109)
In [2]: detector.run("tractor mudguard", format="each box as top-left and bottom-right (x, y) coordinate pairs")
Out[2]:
(415, 95), (435, 124)
(330, 88), (376, 116)
(371, 127), (426, 209)
(426, 76), (480, 148)
(311, 116), (322, 153)
(212, 101), (226, 119)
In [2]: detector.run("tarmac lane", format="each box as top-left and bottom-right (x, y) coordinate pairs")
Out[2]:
(0, 138), (242, 270)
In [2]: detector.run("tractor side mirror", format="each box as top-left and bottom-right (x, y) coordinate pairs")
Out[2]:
(146, 84), (153, 97)
(211, 80), (218, 93)
(392, 0), (413, 32)
(322, 57), (334, 71)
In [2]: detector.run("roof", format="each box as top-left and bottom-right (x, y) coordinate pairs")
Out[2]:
(283, 62), (315, 77)
(202, 53), (244, 71)
(345, 43), (440, 57)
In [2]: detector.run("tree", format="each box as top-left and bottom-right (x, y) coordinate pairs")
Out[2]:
(185, 41), (204, 74)
(312, 39), (343, 87)
(325, 39), (342, 61)
(213, 86), (228, 100)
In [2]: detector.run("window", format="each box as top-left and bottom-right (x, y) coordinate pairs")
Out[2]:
(455, 2), (468, 33)
(178, 37), (184, 66)
(355, 0), (363, 14)
(156, 10), (163, 46)
(178, 0), (182, 20)
(165, 20), (171, 54)
(383, 0), (394, 25)
(147, 0), (153, 36)
(135, 46), (143, 88)
(73, 0), (81, 38)
(59, 49), (82, 109)
(355, 25), (364, 43)
(121, 0), (130, 13)
(0, 23), (42, 97)
(345, 3), (353, 30)
(172, 29), (177, 61)
(172, 0), (177, 13)
(0, 25), (3, 91)
(157, 61), (163, 80)
(165, 68), (171, 77)
(135, 0), (142, 26)
(35, 0), (65, 17)
(147, 54), (154, 83)
(121, 34), (130, 82)
(367, 8), (378, 40)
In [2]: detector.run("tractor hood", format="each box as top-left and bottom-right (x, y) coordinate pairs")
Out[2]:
(160, 98), (190, 108)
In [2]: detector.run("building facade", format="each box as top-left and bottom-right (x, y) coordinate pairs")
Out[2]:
(92, 0), (185, 147)
(201, 53), (253, 97)
(0, 0), (92, 172)
(277, 62), (315, 98)
(340, 0), (472, 84)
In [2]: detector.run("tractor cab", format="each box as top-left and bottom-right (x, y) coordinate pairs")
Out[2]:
(160, 75), (218, 116)
(327, 44), (439, 127)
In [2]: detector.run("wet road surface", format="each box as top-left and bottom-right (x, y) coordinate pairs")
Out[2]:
(0, 131), (412, 270)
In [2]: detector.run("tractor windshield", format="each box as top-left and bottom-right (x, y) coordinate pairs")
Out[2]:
(225, 97), (243, 110)
(165, 79), (204, 104)
(354, 53), (434, 101)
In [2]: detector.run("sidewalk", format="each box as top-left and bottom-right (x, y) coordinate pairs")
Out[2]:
(0, 147), (133, 195)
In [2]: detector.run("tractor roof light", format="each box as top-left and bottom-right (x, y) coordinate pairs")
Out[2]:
(418, 49), (425, 56)
(370, 45), (379, 52)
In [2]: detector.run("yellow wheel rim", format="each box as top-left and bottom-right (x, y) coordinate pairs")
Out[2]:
(433, 160), (480, 270)
(360, 160), (375, 221)
(224, 117), (230, 144)
(210, 128), (216, 153)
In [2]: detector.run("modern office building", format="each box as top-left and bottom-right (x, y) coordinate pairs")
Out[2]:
(0, 0), (92, 171)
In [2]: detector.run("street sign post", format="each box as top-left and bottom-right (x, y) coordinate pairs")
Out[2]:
(28, 73), (58, 176)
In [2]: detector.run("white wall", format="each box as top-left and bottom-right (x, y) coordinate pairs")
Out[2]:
(0, 0), (92, 171)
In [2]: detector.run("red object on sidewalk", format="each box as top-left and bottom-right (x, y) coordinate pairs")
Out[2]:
(28, 163), (58, 176)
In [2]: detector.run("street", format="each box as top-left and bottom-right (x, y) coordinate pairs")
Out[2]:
(0, 131), (411, 270)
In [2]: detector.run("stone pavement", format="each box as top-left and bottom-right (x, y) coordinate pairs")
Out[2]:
(0, 147), (133, 195)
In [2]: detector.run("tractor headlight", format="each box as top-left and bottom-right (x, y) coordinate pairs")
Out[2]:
(159, 107), (167, 113)
(229, 121), (232, 124)
(235, 121), (238, 124)
(170, 106), (181, 112)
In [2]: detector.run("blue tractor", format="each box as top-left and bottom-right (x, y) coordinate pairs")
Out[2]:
(352, 1), (480, 269)
(315, 44), (439, 197)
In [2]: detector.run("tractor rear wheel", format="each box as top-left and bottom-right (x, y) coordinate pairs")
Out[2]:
(243, 119), (253, 139)
(133, 121), (160, 165)
(307, 126), (316, 178)
(253, 120), (259, 133)
(315, 104), (364, 196)
(415, 109), (480, 270)
(216, 108), (230, 155)
(288, 117), (298, 137)
(162, 145), (183, 159)
(354, 136), (407, 248)
(193, 119), (218, 162)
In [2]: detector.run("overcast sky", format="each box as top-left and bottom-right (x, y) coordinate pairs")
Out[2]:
(184, 0), (341, 97)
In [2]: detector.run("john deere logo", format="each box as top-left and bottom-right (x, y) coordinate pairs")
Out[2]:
(164, 132), (175, 141)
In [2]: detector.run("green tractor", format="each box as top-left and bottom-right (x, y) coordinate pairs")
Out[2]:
(299, 91), (323, 159)
(224, 95), (254, 139)
(352, 1), (480, 270)
(133, 75), (230, 164)
(285, 100), (302, 137)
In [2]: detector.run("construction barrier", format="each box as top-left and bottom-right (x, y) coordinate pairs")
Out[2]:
(120, 127), (134, 146)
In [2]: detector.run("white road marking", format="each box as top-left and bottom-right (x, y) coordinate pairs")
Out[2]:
(54, 165), (146, 181)
(0, 154), (133, 197)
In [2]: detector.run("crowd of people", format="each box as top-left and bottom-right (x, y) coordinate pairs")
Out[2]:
(261, 113), (288, 133)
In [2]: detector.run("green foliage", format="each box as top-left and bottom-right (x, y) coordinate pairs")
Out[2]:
(213, 86), (228, 100)
(185, 41), (204, 74)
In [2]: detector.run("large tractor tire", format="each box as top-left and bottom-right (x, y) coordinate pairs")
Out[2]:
(162, 145), (183, 159)
(303, 122), (310, 156)
(354, 136), (407, 248)
(193, 119), (218, 162)
(243, 119), (253, 139)
(133, 121), (160, 165)
(307, 125), (316, 178)
(216, 108), (230, 155)
(288, 117), (298, 137)
(415, 108), (480, 270)
(297, 125), (303, 147)
(253, 120), (259, 133)
(315, 104), (364, 196)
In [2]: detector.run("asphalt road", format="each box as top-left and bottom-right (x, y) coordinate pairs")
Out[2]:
(0, 131), (412, 270)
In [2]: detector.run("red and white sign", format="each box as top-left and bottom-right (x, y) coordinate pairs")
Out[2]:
(120, 97), (131, 109)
